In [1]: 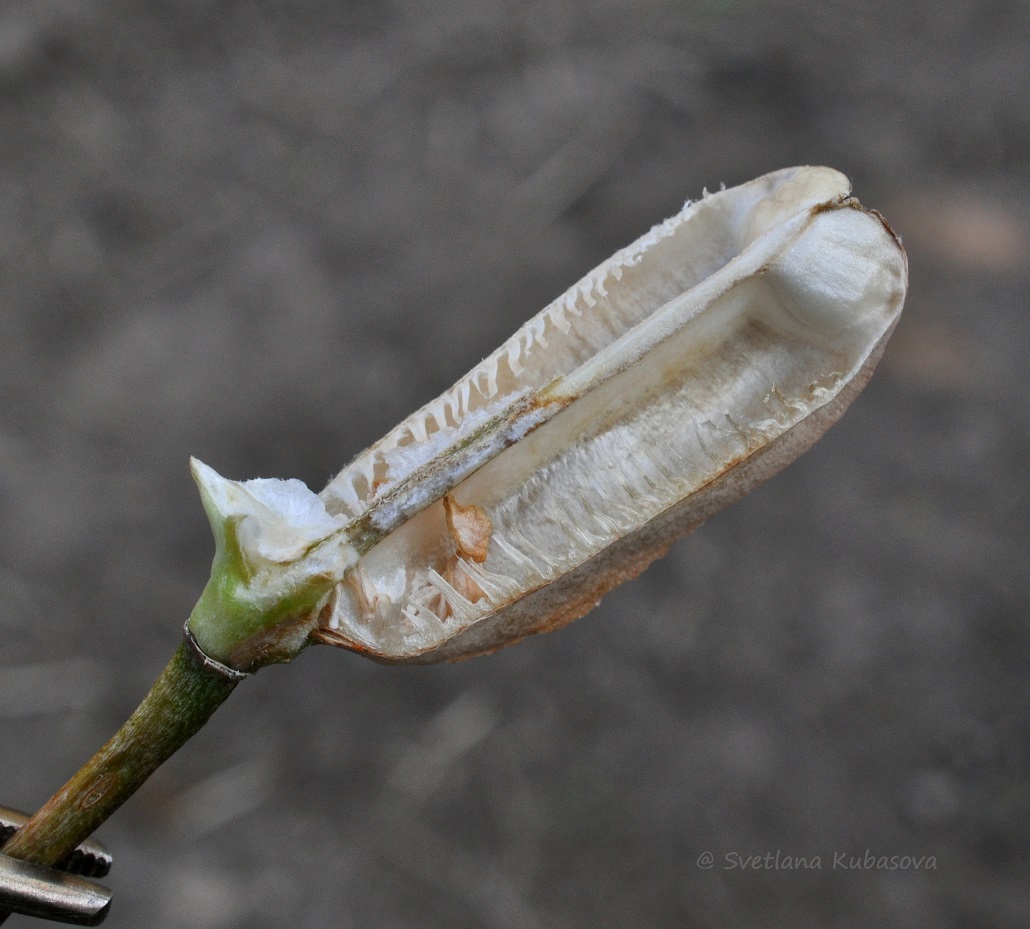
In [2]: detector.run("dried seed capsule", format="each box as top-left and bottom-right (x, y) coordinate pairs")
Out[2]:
(190, 166), (906, 670)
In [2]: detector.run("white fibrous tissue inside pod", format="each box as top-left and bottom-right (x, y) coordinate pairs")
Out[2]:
(196, 166), (907, 666)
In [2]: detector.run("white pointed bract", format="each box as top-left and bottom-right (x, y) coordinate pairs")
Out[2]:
(189, 166), (907, 669)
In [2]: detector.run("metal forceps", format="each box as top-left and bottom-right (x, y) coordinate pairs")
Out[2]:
(0, 807), (112, 925)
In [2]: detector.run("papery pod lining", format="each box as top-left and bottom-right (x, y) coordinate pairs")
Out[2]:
(314, 168), (907, 663)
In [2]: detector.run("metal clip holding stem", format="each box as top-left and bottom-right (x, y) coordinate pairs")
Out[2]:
(0, 807), (112, 925)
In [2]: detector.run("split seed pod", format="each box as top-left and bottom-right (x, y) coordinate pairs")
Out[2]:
(188, 166), (907, 670)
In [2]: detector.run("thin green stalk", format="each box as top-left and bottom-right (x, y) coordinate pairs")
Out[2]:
(0, 640), (242, 917)
(0, 465), (331, 922)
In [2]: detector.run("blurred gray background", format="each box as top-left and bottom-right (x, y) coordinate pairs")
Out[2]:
(1, 1), (1027, 927)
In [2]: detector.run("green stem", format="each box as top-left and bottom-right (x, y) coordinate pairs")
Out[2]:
(0, 640), (241, 870)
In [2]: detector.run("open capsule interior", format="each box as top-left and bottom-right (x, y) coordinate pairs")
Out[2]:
(318, 166), (906, 661)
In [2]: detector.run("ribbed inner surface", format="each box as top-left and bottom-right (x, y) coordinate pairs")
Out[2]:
(327, 256), (891, 657)
(319, 169), (837, 520)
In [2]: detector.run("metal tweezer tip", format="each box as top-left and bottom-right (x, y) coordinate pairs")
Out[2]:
(0, 806), (113, 925)
(0, 855), (111, 926)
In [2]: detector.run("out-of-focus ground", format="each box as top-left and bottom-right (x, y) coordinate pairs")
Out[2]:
(1, 2), (1027, 927)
